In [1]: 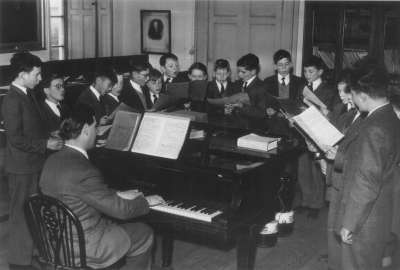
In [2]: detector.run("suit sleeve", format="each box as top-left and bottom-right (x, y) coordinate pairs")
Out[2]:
(78, 173), (150, 220)
(2, 95), (47, 154)
(342, 126), (387, 233)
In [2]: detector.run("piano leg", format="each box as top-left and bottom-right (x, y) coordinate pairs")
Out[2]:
(161, 233), (174, 268)
(236, 230), (257, 270)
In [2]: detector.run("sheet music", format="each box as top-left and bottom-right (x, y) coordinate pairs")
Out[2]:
(292, 106), (344, 152)
(131, 113), (190, 159)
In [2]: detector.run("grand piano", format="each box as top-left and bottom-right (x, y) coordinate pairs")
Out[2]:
(91, 113), (299, 270)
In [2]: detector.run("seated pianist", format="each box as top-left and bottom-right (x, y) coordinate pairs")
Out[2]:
(39, 103), (164, 270)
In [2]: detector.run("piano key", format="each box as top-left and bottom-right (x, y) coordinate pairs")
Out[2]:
(150, 202), (223, 223)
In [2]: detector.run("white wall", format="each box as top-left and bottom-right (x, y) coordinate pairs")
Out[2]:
(112, 0), (195, 71)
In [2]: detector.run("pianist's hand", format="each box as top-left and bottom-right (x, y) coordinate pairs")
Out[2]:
(146, 195), (165, 206)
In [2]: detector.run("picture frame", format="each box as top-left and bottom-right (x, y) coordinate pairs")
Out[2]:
(141, 10), (171, 54)
(0, 0), (44, 53)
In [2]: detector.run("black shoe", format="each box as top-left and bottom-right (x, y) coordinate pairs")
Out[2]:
(307, 208), (320, 219)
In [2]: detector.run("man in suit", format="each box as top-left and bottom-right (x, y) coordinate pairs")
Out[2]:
(37, 73), (70, 136)
(159, 53), (189, 93)
(40, 104), (164, 270)
(77, 70), (115, 124)
(327, 70), (400, 269)
(2, 52), (63, 267)
(231, 53), (280, 118)
(119, 62), (152, 112)
(101, 72), (123, 116)
(296, 56), (339, 218)
(264, 49), (304, 101)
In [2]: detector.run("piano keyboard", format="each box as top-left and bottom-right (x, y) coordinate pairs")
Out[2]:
(150, 201), (223, 223)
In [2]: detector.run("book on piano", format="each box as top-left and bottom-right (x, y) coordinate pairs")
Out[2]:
(105, 111), (142, 151)
(131, 112), (191, 159)
(291, 106), (344, 152)
(237, 133), (281, 152)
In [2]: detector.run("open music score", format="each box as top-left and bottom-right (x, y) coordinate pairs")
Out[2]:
(131, 113), (190, 159)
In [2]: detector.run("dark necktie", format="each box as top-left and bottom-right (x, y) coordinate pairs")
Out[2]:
(307, 82), (313, 91)
(153, 94), (158, 104)
(281, 77), (286, 86)
(242, 82), (248, 92)
(56, 104), (62, 115)
(220, 83), (225, 94)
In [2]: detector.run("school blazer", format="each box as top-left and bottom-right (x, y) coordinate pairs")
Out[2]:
(264, 74), (304, 101)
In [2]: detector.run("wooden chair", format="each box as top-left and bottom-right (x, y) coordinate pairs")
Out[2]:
(25, 194), (122, 270)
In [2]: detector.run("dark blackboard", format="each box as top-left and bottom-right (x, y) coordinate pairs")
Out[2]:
(0, 0), (43, 52)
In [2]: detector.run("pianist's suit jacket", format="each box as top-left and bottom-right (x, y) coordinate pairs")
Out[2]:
(238, 77), (280, 118)
(264, 74), (304, 101)
(101, 93), (120, 116)
(206, 80), (240, 99)
(37, 101), (70, 135)
(2, 84), (47, 174)
(40, 146), (150, 268)
(119, 79), (151, 112)
(77, 88), (106, 123)
(334, 104), (400, 242)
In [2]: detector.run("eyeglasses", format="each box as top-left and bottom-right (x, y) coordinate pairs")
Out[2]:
(52, 84), (64, 89)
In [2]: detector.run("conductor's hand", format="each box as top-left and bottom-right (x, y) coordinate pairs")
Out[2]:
(325, 145), (338, 160)
(99, 116), (109, 126)
(47, 137), (63, 150)
(340, 227), (353, 245)
(146, 195), (165, 206)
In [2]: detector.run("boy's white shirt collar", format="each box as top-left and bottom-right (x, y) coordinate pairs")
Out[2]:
(278, 73), (290, 85)
(130, 80), (143, 94)
(65, 144), (88, 159)
(45, 99), (61, 117)
(244, 76), (256, 86)
(107, 92), (119, 102)
(367, 102), (390, 117)
(311, 78), (322, 90)
(12, 82), (27, 95)
(89, 85), (101, 101)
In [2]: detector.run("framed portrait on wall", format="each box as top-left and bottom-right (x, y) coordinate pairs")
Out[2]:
(141, 10), (171, 54)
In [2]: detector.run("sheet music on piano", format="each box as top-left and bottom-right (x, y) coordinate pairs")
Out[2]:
(131, 112), (191, 159)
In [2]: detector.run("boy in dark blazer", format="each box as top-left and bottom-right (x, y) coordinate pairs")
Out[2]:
(230, 53), (279, 118)
(101, 72), (123, 116)
(77, 70), (115, 125)
(145, 68), (163, 109)
(264, 49), (304, 101)
(40, 104), (164, 270)
(159, 53), (189, 92)
(37, 73), (70, 135)
(297, 56), (339, 218)
(2, 52), (63, 267)
(119, 62), (152, 112)
(207, 59), (240, 98)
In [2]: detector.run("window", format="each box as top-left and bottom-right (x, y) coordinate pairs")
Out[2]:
(49, 0), (66, 60)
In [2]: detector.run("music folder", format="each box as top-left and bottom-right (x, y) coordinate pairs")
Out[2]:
(291, 106), (344, 152)
(105, 111), (142, 151)
(189, 80), (208, 101)
(166, 82), (190, 99)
